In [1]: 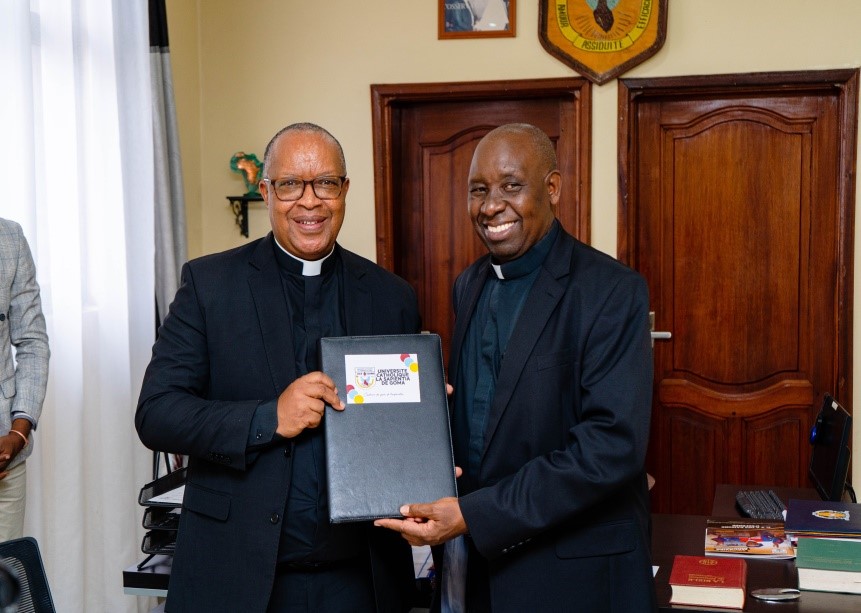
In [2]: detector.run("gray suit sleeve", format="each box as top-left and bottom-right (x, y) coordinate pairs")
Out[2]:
(6, 221), (50, 427)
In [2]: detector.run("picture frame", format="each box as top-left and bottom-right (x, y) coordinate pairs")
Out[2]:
(439, 0), (516, 39)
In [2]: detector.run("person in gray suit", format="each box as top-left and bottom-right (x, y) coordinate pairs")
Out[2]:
(0, 218), (49, 542)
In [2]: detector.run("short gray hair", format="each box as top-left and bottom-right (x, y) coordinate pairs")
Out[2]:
(262, 122), (346, 177)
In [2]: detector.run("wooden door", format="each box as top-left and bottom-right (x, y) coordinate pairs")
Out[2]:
(372, 79), (590, 364)
(619, 70), (858, 515)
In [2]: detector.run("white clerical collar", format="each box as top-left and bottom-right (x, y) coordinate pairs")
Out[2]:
(274, 239), (335, 277)
(491, 263), (505, 280)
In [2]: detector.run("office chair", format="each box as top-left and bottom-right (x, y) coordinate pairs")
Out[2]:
(0, 537), (55, 613)
(0, 560), (18, 613)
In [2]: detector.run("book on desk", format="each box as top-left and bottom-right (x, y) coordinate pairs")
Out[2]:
(788, 499), (861, 595)
(784, 499), (861, 538)
(652, 512), (861, 612)
(704, 519), (794, 559)
(669, 554), (747, 609)
(796, 537), (861, 594)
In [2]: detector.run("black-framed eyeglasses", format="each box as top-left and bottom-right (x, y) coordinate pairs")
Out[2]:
(262, 176), (347, 201)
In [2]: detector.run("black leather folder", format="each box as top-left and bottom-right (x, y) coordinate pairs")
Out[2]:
(320, 333), (457, 523)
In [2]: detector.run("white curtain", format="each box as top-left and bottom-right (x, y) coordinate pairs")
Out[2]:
(0, 1), (156, 611)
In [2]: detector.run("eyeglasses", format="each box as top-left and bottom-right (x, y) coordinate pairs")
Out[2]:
(262, 176), (347, 201)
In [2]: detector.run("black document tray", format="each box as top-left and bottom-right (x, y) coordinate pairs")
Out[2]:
(141, 530), (177, 555)
(142, 506), (181, 531)
(138, 466), (187, 507)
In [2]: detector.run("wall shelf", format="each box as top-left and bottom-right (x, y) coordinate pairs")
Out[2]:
(225, 195), (263, 237)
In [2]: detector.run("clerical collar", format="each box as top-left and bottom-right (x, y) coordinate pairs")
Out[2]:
(273, 238), (336, 277)
(490, 220), (560, 280)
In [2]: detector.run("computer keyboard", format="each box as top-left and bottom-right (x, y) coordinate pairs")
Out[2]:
(735, 489), (787, 521)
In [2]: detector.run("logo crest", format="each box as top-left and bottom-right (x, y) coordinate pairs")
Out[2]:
(355, 367), (376, 389)
(539, 0), (668, 85)
(812, 509), (851, 521)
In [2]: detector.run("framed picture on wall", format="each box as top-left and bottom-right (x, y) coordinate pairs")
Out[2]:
(439, 0), (516, 39)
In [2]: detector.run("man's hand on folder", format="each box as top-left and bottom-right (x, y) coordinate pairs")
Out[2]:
(374, 497), (467, 547)
(276, 371), (345, 438)
(374, 465), (464, 547)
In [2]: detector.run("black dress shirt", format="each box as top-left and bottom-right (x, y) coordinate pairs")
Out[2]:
(453, 222), (560, 487)
(251, 241), (365, 563)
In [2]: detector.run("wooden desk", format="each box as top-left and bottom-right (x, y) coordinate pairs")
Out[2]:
(712, 484), (820, 517)
(125, 515), (861, 611)
(652, 513), (861, 612)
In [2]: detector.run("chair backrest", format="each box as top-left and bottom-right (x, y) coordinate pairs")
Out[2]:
(0, 537), (55, 613)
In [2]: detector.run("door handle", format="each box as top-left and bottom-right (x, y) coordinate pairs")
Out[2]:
(649, 312), (672, 347)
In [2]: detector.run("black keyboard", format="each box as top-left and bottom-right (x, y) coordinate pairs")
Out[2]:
(735, 489), (787, 520)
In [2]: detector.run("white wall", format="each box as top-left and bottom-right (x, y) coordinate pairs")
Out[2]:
(167, 0), (861, 484)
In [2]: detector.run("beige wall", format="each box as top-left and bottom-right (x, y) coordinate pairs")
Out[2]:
(166, 0), (861, 480)
(165, 0), (202, 257)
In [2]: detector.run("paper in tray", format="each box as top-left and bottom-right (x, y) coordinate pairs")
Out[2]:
(138, 467), (187, 507)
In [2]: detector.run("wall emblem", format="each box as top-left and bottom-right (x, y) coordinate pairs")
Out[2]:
(539, 0), (668, 84)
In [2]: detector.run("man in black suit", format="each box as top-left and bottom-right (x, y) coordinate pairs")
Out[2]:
(376, 124), (656, 612)
(137, 123), (420, 612)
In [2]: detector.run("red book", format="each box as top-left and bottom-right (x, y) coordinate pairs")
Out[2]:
(669, 554), (747, 609)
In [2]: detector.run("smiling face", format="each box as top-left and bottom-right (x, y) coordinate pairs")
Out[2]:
(260, 130), (349, 260)
(467, 128), (559, 263)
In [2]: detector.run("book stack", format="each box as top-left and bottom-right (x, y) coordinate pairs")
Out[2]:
(669, 554), (747, 609)
(796, 537), (861, 594)
(785, 498), (861, 594)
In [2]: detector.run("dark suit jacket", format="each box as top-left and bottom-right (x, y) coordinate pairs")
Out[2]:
(449, 227), (657, 612)
(136, 234), (421, 612)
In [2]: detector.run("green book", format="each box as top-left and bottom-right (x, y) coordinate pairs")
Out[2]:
(796, 537), (861, 572)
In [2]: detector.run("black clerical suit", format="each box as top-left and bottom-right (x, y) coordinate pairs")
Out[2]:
(446, 222), (657, 612)
(136, 233), (420, 612)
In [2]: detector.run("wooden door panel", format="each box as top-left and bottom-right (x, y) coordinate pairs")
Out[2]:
(421, 130), (487, 333)
(373, 79), (591, 364)
(658, 380), (814, 413)
(659, 408), (728, 516)
(620, 70), (857, 514)
(668, 113), (806, 385)
(744, 408), (808, 486)
(660, 403), (809, 515)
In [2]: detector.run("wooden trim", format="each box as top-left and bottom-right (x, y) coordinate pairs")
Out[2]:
(371, 77), (592, 270)
(835, 69), (859, 411)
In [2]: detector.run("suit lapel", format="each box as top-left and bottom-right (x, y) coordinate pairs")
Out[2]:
(340, 249), (374, 335)
(449, 260), (492, 389)
(248, 235), (297, 393)
(483, 232), (574, 454)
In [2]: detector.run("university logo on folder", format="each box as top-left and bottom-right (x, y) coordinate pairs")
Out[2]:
(320, 334), (457, 523)
(539, 0), (668, 85)
(345, 353), (421, 403)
